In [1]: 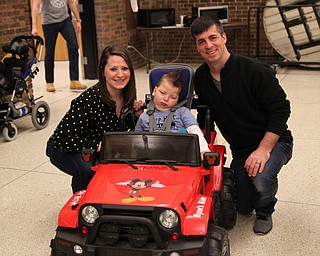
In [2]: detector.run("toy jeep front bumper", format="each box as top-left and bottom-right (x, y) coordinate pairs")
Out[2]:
(51, 226), (208, 256)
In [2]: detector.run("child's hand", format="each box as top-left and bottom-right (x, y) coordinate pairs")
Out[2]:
(134, 100), (145, 117)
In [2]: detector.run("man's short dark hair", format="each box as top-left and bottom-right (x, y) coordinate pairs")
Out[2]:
(190, 15), (224, 42)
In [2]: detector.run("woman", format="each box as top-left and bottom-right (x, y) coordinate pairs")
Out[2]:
(46, 45), (143, 193)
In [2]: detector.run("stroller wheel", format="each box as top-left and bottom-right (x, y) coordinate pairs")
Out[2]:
(31, 100), (51, 130)
(3, 123), (18, 141)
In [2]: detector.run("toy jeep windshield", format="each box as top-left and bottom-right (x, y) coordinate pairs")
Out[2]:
(50, 132), (236, 256)
(100, 132), (202, 166)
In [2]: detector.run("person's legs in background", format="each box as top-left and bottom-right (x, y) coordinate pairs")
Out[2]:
(60, 18), (87, 90)
(42, 23), (59, 92)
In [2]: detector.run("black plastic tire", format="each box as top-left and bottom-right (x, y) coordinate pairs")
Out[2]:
(205, 224), (230, 256)
(2, 123), (18, 141)
(31, 100), (50, 130)
(214, 168), (237, 229)
(50, 239), (67, 256)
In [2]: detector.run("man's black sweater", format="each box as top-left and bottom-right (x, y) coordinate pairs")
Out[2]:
(194, 53), (293, 158)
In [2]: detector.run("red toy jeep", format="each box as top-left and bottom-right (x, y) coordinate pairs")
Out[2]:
(50, 131), (236, 256)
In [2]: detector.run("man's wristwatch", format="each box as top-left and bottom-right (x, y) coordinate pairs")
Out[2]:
(74, 18), (82, 23)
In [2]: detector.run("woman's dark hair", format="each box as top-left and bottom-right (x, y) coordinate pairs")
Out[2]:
(97, 45), (136, 108)
(190, 15), (224, 42)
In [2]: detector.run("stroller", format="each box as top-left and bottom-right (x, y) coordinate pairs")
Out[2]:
(0, 35), (50, 141)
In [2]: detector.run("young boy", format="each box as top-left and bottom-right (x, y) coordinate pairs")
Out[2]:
(135, 71), (210, 156)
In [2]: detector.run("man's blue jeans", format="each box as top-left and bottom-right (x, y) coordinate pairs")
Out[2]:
(46, 139), (94, 194)
(231, 142), (293, 216)
(42, 18), (79, 83)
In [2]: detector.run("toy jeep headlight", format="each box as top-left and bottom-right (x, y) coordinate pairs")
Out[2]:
(81, 205), (99, 224)
(159, 209), (178, 229)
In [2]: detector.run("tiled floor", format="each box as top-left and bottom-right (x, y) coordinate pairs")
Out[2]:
(0, 61), (319, 255)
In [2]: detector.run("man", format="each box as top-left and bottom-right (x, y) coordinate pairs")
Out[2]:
(190, 15), (293, 235)
(31, 0), (87, 92)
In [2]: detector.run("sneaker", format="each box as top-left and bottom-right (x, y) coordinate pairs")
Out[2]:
(253, 215), (273, 235)
(70, 80), (87, 90)
(46, 83), (55, 92)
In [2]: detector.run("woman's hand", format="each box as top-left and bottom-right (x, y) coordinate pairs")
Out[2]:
(97, 142), (102, 152)
(133, 100), (145, 117)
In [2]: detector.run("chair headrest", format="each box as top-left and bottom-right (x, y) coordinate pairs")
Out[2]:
(149, 64), (194, 106)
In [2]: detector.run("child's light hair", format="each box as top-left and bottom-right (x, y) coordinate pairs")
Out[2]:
(157, 70), (182, 93)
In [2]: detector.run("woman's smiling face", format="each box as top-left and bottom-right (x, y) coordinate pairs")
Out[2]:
(104, 55), (131, 91)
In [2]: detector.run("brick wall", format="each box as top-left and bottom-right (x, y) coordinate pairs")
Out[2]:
(93, 0), (146, 68)
(0, 0), (277, 70)
(135, 0), (277, 65)
(93, 0), (278, 68)
(0, 1), (32, 59)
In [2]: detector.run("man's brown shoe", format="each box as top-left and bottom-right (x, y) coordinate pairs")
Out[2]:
(46, 83), (55, 92)
(70, 80), (87, 90)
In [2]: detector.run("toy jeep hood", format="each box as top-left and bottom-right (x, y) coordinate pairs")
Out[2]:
(59, 163), (213, 228)
(84, 131), (208, 206)
(84, 163), (207, 206)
